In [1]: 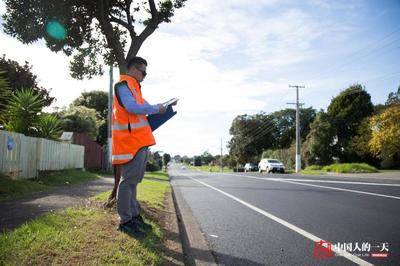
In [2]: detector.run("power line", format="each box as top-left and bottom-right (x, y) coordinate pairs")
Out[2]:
(308, 27), (400, 81)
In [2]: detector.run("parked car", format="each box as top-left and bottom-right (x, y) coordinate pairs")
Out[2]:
(233, 164), (245, 172)
(244, 163), (258, 172)
(258, 159), (285, 173)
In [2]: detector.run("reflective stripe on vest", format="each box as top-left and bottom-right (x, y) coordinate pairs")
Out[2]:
(112, 154), (134, 161)
(112, 116), (149, 131)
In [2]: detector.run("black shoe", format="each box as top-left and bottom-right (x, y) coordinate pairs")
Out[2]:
(118, 221), (147, 239)
(133, 215), (153, 231)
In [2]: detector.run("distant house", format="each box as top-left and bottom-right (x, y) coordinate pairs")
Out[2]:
(60, 132), (104, 169)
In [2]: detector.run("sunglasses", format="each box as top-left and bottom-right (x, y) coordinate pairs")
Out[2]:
(137, 68), (147, 77)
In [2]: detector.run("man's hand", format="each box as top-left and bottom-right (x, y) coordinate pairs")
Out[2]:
(159, 104), (167, 114)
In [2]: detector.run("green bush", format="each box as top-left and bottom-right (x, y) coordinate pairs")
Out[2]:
(146, 159), (161, 172)
(304, 165), (323, 171)
(322, 163), (378, 173)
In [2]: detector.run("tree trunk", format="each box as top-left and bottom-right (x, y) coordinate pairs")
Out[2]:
(104, 165), (121, 208)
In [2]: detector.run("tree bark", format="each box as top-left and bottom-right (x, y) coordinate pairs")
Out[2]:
(126, 0), (159, 61)
(96, 0), (127, 74)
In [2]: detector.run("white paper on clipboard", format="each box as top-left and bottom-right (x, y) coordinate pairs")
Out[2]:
(163, 98), (178, 107)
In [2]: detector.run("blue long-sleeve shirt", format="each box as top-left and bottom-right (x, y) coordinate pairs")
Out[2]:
(116, 86), (160, 115)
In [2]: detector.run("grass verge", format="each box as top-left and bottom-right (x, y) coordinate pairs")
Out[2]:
(94, 171), (170, 210)
(302, 163), (378, 174)
(300, 170), (327, 175)
(322, 163), (378, 173)
(0, 171), (171, 265)
(188, 165), (233, 172)
(0, 170), (101, 202)
(0, 207), (163, 265)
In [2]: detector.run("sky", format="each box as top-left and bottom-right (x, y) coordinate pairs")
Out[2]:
(0, 0), (399, 157)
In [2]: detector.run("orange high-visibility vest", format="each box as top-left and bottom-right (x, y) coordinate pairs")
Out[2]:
(111, 75), (156, 165)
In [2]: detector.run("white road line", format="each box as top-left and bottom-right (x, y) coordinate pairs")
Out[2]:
(278, 180), (400, 200)
(273, 179), (400, 187)
(186, 175), (373, 266)
(227, 174), (400, 200)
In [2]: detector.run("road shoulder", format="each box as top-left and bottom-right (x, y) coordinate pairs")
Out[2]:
(171, 184), (217, 266)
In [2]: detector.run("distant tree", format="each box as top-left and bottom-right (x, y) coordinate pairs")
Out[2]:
(181, 156), (191, 165)
(302, 111), (335, 166)
(222, 154), (233, 169)
(146, 151), (162, 171)
(194, 156), (202, 166)
(348, 118), (379, 166)
(385, 85), (400, 106)
(4, 89), (44, 136)
(0, 55), (54, 106)
(270, 107), (316, 149)
(173, 154), (182, 162)
(228, 113), (277, 164)
(72, 90), (108, 119)
(71, 90), (108, 145)
(201, 151), (214, 165)
(327, 84), (374, 162)
(3, 0), (188, 78)
(369, 104), (400, 164)
(163, 153), (171, 167)
(59, 105), (101, 140)
(153, 151), (163, 169)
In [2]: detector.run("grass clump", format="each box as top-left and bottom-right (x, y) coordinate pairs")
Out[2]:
(304, 165), (323, 171)
(0, 206), (163, 265)
(0, 170), (101, 202)
(37, 169), (100, 186)
(322, 163), (378, 173)
(0, 175), (49, 202)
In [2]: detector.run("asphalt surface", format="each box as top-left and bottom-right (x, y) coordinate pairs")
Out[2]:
(169, 164), (400, 266)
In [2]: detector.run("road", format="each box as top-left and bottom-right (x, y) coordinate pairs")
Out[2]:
(169, 164), (400, 266)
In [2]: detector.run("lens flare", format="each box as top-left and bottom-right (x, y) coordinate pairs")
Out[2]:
(46, 21), (66, 40)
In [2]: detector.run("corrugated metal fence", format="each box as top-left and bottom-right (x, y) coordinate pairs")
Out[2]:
(0, 130), (84, 179)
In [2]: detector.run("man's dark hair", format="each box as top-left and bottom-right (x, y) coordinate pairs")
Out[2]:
(127, 56), (147, 69)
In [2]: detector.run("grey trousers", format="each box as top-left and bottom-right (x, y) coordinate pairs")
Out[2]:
(117, 147), (149, 224)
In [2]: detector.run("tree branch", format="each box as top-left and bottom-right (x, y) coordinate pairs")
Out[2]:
(96, 0), (127, 73)
(126, 0), (159, 61)
(109, 14), (130, 30)
(124, 0), (133, 26)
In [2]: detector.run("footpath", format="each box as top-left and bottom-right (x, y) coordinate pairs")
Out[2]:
(0, 177), (114, 232)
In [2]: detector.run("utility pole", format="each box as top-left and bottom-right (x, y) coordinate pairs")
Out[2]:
(220, 138), (223, 172)
(107, 65), (113, 170)
(287, 85), (305, 173)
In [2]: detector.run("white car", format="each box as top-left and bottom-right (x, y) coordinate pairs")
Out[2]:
(258, 159), (285, 173)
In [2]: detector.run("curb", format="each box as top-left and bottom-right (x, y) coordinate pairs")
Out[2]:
(170, 185), (217, 266)
(163, 190), (185, 266)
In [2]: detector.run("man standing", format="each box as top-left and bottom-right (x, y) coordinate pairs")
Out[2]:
(112, 56), (166, 238)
